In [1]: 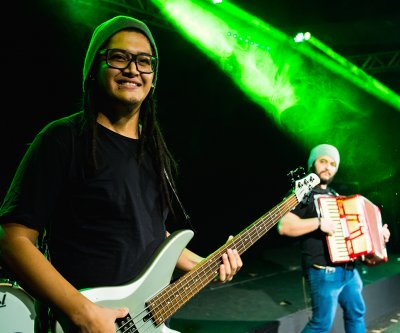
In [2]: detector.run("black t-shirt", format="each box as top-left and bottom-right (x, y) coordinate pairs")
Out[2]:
(0, 112), (167, 289)
(291, 186), (348, 270)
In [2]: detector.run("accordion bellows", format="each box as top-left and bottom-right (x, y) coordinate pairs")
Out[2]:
(316, 194), (388, 265)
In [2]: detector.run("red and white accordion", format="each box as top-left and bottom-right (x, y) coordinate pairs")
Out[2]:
(316, 194), (388, 265)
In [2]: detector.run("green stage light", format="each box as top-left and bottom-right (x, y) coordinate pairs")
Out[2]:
(294, 32), (311, 43)
(151, 0), (400, 188)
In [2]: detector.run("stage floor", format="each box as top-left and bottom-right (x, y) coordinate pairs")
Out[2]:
(169, 246), (400, 333)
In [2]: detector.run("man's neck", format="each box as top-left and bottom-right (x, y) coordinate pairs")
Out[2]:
(96, 112), (140, 139)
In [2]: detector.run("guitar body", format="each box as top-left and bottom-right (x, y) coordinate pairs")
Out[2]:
(54, 229), (194, 333)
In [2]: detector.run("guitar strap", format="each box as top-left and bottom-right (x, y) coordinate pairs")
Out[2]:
(164, 169), (197, 233)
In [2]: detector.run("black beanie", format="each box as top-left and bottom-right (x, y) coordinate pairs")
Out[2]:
(82, 15), (158, 92)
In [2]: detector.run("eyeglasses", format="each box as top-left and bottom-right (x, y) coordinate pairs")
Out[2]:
(99, 48), (157, 74)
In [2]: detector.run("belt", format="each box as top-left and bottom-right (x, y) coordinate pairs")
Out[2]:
(312, 263), (355, 271)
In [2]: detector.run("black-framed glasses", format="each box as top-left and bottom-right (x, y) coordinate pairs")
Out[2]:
(99, 48), (157, 74)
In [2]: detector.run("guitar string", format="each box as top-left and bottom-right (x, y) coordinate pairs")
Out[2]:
(130, 177), (320, 331)
(124, 195), (298, 333)
(117, 194), (300, 332)
(154, 196), (301, 323)
(148, 196), (299, 330)
(117, 195), (299, 332)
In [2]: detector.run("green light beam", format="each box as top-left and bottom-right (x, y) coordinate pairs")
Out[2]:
(302, 33), (400, 112)
(150, 0), (398, 188)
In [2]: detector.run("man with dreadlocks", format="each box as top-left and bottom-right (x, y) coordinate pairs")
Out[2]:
(0, 16), (242, 332)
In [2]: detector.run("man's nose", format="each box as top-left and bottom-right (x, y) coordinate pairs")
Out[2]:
(124, 60), (140, 74)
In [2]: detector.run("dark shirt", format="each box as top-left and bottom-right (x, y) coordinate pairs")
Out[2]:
(291, 186), (354, 270)
(0, 111), (167, 289)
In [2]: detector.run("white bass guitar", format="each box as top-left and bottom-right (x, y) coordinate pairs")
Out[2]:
(54, 173), (320, 333)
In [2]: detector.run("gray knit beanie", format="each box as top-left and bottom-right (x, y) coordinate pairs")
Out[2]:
(82, 15), (158, 92)
(307, 144), (340, 170)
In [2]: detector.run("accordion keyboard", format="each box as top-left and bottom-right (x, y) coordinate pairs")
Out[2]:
(318, 196), (351, 263)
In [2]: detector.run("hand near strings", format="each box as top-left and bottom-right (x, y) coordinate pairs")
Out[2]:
(215, 235), (243, 283)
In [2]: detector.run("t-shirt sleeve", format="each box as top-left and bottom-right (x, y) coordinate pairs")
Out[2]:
(0, 122), (72, 232)
(291, 192), (320, 219)
(290, 202), (308, 218)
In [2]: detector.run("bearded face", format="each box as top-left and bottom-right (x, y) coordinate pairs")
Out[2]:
(310, 155), (338, 186)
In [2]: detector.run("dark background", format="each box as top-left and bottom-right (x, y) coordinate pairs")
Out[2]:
(1, 0), (399, 259)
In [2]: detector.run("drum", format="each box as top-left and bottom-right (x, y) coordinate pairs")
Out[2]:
(0, 282), (36, 332)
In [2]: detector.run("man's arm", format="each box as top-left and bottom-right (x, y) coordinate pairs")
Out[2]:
(166, 231), (242, 282)
(278, 212), (336, 237)
(0, 223), (128, 332)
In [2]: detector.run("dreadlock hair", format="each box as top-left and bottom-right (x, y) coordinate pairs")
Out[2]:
(80, 63), (179, 218)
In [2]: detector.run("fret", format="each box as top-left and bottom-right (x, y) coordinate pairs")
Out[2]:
(146, 174), (319, 328)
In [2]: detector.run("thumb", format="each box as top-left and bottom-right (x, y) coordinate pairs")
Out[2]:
(115, 307), (129, 319)
(226, 235), (234, 243)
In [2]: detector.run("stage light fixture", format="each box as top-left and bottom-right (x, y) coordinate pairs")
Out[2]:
(294, 32), (311, 43)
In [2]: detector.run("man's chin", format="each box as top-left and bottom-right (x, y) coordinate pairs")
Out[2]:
(319, 177), (333, 185)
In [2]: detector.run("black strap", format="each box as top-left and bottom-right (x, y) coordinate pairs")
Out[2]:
(163, 169), (196, 233)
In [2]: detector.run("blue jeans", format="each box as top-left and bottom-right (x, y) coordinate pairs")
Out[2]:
(301, 266), (366, 333)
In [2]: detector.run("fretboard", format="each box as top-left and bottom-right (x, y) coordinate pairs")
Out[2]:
(147, 193), (299, 325)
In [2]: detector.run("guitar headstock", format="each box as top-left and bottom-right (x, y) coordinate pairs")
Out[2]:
(293, 172), (320, 204)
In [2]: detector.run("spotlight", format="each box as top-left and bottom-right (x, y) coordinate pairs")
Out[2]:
(294, 32), (311, 43)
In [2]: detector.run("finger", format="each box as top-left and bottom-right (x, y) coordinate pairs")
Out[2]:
(222, 252), (232, 278)
(115, 307), (129, 319)
(226, 248), (238, 274)
(383, 228), (390, 242)
(233, 249), (243, 270)
(219, 260), (227, 282)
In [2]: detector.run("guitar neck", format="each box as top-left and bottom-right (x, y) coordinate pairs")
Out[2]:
(147, 193), (299, 325)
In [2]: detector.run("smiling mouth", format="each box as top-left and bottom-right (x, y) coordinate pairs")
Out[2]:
(118, 82), (140, 87)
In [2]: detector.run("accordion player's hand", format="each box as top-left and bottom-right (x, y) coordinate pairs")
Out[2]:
(382, 224), (390, 243)
(320, 217), (336, 236)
